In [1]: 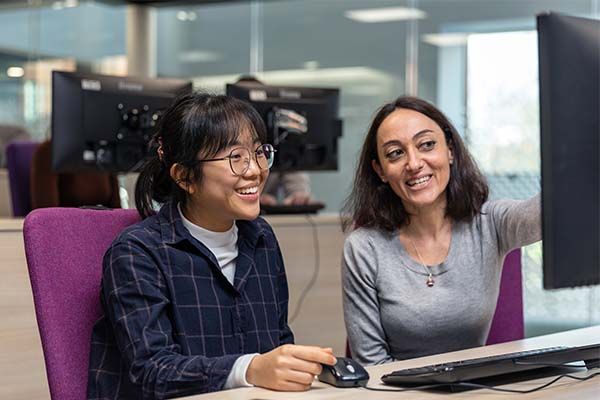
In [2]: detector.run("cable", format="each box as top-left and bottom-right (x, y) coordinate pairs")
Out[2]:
(288, 214), (320, 324)
(453, 372), (600, 394)
(362, 383), (458, 392)
(362, 371), (600, 394)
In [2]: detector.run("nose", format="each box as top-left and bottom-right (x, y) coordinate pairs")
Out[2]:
(405, 149), (424, 172)
(242, 154), (261, 177)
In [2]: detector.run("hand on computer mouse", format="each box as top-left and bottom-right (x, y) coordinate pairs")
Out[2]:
(246, 345), (336, 391)
(318, 357), (370, 388)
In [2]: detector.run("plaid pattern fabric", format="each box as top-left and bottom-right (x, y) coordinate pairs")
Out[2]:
(87, 202), (294, 399)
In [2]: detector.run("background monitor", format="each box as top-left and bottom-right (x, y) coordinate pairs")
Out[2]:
(226, 82), (342, 172)
(52, 71), (192, 173)
(538, 12), (600, 289)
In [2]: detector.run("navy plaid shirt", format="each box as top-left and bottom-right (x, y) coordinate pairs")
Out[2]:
(88, 202), (294, 399)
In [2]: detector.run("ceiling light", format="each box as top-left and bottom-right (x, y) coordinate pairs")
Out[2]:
(178, 50), (221, 63)
(422, 33), (469, 47)
(52, 0), (78, 9)
(7, 67), (24, 78)
(345, 6), (426, 23)
(177, 11), (197, 21)
(303, 60), (319, 70)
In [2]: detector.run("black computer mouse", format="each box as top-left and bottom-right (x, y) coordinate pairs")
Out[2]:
(318, 357), (370, 388)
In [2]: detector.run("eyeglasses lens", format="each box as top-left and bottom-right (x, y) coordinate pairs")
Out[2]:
(229, 144), (275, 176)
(256, 144), (275, 169)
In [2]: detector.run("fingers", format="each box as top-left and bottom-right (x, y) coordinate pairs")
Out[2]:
(284, 344), (337, 365)
(284, 369), (318, 386)
(246, 344), (336, 391)
(283, 356), (323, 376)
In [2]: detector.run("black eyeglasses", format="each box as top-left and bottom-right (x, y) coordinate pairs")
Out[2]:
(197, 144), (276, 176)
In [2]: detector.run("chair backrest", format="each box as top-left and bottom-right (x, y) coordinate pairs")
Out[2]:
(23, 207), (140, 400)
(486, 248), (524, 345)
(30, 140), (121, 210)
(345, 249), (524, 358)
(0, 124), (30, 167)
(5, 140), (39, 216)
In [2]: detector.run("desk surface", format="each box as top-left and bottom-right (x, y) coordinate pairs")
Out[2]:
(182, 325), (600, 400)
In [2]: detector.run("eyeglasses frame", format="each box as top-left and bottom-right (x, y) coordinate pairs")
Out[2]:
(195, 143), (276, 176)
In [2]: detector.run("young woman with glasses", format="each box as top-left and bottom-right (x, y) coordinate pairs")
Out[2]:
(88, 92), (336, 399)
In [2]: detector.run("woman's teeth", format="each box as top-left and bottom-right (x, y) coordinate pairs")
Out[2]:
(407, 175), (431, 187)
(237, 186), (258, 194)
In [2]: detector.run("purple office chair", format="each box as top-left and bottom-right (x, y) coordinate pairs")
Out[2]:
(23, 207), (141, 400)
(345, 249), (524, 357)
(486, 248), (524, 345)
(5, 140), (39, 217)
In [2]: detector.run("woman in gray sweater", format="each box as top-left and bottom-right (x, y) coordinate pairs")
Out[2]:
(341, 96), (540, 366)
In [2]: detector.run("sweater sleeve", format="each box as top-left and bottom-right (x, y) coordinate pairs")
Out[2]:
(485, 193), (542, 255)
(342, 231), (394, 366)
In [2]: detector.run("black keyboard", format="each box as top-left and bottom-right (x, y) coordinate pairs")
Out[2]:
(260, 202), (325, 215)
(382, 343), (600, 385)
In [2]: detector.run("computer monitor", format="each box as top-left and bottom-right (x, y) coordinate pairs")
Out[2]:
(226, 82), (342, 171)
(51, 71), (192, 173)
(537, 13), (600, 289)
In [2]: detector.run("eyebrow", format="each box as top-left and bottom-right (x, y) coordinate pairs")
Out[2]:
(382, 129), (434, 148)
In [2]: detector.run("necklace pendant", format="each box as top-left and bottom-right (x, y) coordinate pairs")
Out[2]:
(426, 275), (434, 287)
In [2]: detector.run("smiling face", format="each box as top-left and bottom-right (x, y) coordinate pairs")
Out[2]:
(177, 129), (269, 231)
(372, 108), (453, 215)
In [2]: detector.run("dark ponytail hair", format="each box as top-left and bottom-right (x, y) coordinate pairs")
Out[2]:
(342, 96), (488, 232)
(135, 92), (267, 218)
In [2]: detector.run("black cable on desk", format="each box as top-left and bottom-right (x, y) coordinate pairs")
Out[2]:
(453, 372), (600, 394)
(362, 382), (459, 392)
(288, 214), (320, 324)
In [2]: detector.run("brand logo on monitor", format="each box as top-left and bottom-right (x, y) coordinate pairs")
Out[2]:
(249, 89), (267, 101)
(81, 79), (101, 91)
(118, 81), (144, 92)
(279, 89), (301, 99)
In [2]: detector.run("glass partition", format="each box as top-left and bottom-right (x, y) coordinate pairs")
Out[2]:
(0, 0), (126, 142)
(0, 0), (597, 335)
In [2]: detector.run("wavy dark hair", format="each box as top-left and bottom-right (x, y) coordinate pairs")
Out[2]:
(342, 96), (488, 232)
(135, 92), (267, 218)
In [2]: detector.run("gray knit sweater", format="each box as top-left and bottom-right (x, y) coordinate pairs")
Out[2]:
(342, 195), (541, 365)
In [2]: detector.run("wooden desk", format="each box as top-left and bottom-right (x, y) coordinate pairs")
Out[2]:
(182, 325), (600, 400)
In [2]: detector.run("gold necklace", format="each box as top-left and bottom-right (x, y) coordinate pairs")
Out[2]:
(409, 238), (435, 287)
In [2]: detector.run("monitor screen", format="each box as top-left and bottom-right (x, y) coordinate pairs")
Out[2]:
(51, 71), (192, 173)
(226, 82), (342, 172)
(538, 13), (600, 288)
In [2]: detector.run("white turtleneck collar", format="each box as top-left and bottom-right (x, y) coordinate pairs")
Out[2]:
(177, 203), (238, 284)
